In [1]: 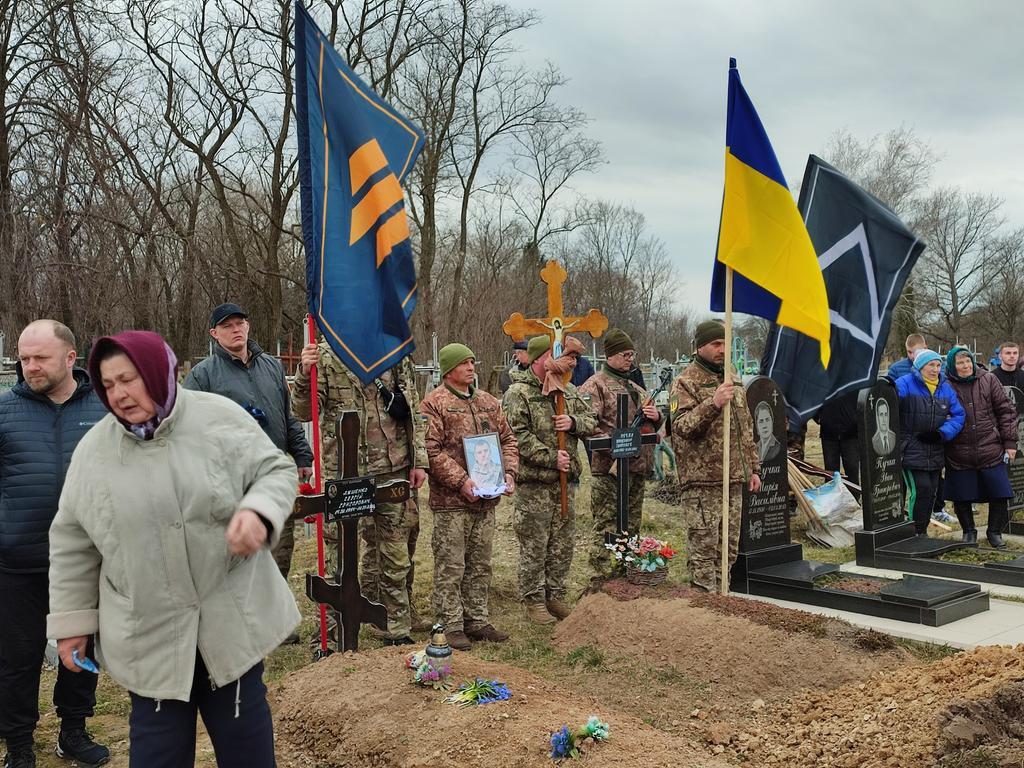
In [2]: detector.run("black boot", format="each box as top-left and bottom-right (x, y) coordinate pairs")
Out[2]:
(954, 504), (977, 543)
(56, 726), (109, 767)
(988, 530), (1007, 549)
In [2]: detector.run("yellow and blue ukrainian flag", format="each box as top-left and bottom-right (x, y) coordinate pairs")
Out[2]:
(294, 1), (424, 383)
(710, 58), (831, 367)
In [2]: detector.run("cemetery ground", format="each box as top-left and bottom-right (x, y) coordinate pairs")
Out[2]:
(30, 428), (1024, 767)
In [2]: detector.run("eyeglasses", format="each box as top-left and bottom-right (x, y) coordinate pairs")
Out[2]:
(243, 401), (268, 426)
(617, 351), (636, 360)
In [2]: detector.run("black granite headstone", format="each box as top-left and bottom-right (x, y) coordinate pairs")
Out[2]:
(857, 379), (904, 531)
(740, 377), (790, 552)
(1003, 386), (1024, 513)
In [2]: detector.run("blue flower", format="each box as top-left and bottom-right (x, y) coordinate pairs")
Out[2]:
(549, 726), (574, 759)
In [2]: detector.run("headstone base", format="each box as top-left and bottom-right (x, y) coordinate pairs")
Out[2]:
(857, 520), (1024, 588)
(734, 533), (990, 627)
(1009, 521), (1024, 536)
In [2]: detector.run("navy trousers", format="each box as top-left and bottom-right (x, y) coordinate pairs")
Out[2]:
(0, 571), (97, 748)
(128, 654), (275, 768)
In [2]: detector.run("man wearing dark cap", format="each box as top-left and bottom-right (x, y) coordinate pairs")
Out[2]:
(419, 344), (518, 649)
(579, 329), (661, 587)
(184, 303), (313, 635)
(499, 340), (531, 393)
(670, 319), (760, 593)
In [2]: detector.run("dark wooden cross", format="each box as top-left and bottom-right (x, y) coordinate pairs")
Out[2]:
(587, 393), (659, 537)
(298, 411), (406, 654)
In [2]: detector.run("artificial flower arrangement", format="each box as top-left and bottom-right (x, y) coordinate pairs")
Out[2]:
(549, 716), (611, 760)
(445, 677), (512, 707)
(405, 651), (453, 690)
(605, 534), (676, 578)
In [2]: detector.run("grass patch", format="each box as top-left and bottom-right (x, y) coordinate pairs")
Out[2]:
(895, 638), (962, 663)
(565, 645), (607, 670)
(939, 548), (1020, 565)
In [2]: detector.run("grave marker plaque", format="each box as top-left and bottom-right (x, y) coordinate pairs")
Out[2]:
(857, 379), (904, 531)
(741, 377), (790, 552)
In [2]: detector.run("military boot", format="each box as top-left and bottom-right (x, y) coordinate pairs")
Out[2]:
(545, 598), (572, 620)
(409, 607), (433, 633)
(445, 630), (472, 651)
(466, 624), (509, 643)
(525, 602), (557, 625)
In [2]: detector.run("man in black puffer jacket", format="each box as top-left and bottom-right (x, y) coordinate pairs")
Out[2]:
(0, 321), (110, 768)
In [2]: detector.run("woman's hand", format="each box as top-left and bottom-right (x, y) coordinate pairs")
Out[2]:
(57, 636), (89, 673)
(226, 509), (268, 556)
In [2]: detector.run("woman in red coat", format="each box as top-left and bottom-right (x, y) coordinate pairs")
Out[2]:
(944, 346), (1018, 547)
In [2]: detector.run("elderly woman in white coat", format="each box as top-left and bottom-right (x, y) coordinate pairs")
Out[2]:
(46, 331), (299, 768)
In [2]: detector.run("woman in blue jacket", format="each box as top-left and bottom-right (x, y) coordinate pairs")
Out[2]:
(894, 350), (966, 535)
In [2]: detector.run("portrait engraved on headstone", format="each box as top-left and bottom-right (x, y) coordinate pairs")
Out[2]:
(741, 377), (791, 552)
(858, 379), (905, 530)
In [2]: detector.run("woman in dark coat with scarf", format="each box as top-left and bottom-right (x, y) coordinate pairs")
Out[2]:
(943, 346), (1018, 547)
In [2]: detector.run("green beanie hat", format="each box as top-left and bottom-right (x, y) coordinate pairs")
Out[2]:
(603, 328), (634, 358)
(527, 335), (551, 364)
(439, 343), (474, 377)
(694, 319), (725, 350)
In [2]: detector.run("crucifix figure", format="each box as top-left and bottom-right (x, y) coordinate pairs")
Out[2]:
(503, 260), (608, 515)
(300, 411), (403, 654)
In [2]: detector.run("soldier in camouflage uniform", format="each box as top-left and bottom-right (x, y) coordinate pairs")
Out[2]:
(670, 320), (761, 593)
(420, 343), (518, 650)
(503, 335), (597, 624)
(578, 329), (662, 584)
(292, 342), (428, 644)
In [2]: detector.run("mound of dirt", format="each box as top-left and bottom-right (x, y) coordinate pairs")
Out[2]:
(741, 645), (1024, 767)
(553, 593), (910, 721)
(272, 648), (729, 768)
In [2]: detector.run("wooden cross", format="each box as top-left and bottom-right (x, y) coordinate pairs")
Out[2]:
(299, 411), (404, 655)
(503, 260), (608, 516)
(588, 393), (660, 536)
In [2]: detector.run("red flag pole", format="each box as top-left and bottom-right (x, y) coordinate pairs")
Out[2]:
(305, 313), (328, 652)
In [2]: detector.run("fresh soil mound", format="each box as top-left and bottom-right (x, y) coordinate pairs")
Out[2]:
(272, 648), (729, 768)
(554, 593), (910, 719)
(741, 645), (1024, 767)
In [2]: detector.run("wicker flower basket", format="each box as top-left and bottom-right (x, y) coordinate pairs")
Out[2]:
(625, 564), (668, 587)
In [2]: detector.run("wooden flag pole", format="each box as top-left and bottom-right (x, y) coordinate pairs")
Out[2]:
(305, 313), (329, 652)
(720, 268), (734, 595)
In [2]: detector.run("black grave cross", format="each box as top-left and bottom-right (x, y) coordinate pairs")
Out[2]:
(298, 411), (405, 654)
(587, 393), (659, 537)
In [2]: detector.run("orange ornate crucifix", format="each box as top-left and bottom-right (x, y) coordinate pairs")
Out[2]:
(503, 260), (608, 516)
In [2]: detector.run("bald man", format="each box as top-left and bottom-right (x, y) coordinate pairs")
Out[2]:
(0, 321), (110, 768)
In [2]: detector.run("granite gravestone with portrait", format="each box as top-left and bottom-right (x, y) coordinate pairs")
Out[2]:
(741, 377), (791, 551)
(857, 379), (904, 531)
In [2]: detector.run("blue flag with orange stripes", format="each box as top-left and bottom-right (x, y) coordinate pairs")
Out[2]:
(295, 1), (424, 383)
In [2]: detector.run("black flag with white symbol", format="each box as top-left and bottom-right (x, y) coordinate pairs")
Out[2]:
(761, 155), (925, 427)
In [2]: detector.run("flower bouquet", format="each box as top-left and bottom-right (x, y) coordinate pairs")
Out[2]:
(549, 716), (611, 760)
(605, 534), (676, 586)
(405, 651), (453, 690)
(445, 677), (512, 707)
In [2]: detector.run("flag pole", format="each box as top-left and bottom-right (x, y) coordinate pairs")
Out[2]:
(720, 268), (733, 595)
(305, 313), (329, 652)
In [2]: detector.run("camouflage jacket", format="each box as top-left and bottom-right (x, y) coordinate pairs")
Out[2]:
(419, 385), (518, 511)
(578, 368), (661, 475)
(670, 360), (759, 490)
(502, 369), (597, 484)
(291, 343), (428, 478)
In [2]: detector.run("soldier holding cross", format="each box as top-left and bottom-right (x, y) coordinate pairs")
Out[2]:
(503, 335), (597, 624)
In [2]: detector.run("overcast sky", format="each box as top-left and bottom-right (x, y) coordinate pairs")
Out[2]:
(503, 0), (1024, 316)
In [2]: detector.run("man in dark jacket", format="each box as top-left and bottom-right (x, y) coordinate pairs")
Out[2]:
(184, 304), (313, 596)
(0, 320), (109, 768)
(815, 390), (863, 493)
(991, 342), (1024, 390)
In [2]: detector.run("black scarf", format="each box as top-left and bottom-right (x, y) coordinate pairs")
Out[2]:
(694, 354), (724, 380)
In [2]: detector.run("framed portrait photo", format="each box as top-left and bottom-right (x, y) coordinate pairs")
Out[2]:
(462, 432), (505, 496)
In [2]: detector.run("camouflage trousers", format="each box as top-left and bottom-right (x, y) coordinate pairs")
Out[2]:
(683, 484), (743, 593)
(588, 473), (645, 580)
(430, 507), (495, 632)
(271, 497), (304, 581)
(323, 470), (415, 639)
(513, 481), (576, 604)
(360, 498), (420, 612)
